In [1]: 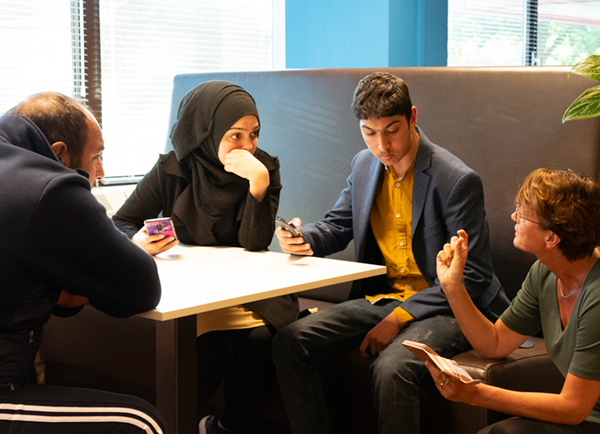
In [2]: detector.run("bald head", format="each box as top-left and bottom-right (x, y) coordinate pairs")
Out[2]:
(8, 92), (90, 168)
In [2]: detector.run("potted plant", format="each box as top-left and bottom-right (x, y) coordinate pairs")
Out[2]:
(563, 55), (600, 122)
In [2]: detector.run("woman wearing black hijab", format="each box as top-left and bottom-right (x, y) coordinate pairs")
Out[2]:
(113, 81), (298, 434)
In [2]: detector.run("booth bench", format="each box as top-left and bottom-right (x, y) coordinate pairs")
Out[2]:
(42, 66), (600, 434)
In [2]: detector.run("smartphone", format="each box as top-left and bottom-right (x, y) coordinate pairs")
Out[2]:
(144, 217), (177, 240)
(276, 216), (302, 237)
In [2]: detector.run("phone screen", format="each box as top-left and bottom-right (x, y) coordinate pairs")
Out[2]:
(144, 218), (177, 239)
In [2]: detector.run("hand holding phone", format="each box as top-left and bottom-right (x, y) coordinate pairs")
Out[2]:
(275, 217), (313, 256)
(132, 218), (178, 256)
(144, 218), (177, 240)
(276, 216), (302, 237)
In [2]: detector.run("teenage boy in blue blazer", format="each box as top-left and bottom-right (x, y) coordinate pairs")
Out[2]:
(273, 72), (509, 434)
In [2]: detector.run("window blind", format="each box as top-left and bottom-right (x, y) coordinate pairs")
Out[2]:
(0, 0), (282, 178)
(448, 0), (600, 67)
(537, 0), (600, 65)
(100, 0), (282, 177)
(0, 0), (86, 112)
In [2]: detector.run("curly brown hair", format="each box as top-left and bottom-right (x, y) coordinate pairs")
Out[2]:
(351, 72), (413, 122)
(516, 168), (600, 261)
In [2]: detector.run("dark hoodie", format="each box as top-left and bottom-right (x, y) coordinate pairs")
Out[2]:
(0, 114), (161, 385)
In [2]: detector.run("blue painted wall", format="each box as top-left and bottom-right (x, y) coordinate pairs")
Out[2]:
(286, 0), (448, 69)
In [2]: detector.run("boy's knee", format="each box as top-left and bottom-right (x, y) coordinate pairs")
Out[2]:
(371, 348), (421, 389)
(272, 322), (300, 365)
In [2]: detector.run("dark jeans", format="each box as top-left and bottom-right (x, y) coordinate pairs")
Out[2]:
(272, 298), (470, 434)
(0, 382), (165, 434)
(479, 417), (600, 434)
(196, 325), (277, 431)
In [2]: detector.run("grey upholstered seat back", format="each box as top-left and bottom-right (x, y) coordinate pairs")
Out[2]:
(164, 67), (600, 300)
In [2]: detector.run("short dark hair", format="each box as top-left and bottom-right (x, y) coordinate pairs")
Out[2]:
(351, 72), (413, 122)
(7, 92), (89, 167)
(516, 168), (600, 262)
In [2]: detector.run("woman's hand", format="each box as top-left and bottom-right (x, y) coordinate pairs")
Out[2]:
(223, 149), (269, 201)
(275, 218), (313, 256)
(436, 229), (469, 292)
(424, 360), (480, 404)
(131, 227), (178, 256)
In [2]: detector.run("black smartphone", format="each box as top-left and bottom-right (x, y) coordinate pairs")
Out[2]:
(276, 216), (302, 237)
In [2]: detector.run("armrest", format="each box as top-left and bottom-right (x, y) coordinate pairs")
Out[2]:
(452, 337), (564, 393)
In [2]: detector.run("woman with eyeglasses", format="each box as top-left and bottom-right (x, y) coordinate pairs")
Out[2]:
(428, 168), (600, 433)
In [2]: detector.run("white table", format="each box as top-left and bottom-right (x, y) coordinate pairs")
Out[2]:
(141, 244), (386, 434)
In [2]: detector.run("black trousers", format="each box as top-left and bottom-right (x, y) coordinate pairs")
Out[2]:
(0, 382), (166, 434)
(196, 325), (277, 431)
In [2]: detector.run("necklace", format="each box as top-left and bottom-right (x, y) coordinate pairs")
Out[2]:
(384, 165), (401, 178)
(385, 165), (407, 181)
(558, 255), (593, 299)
(383, 148), (418, 182)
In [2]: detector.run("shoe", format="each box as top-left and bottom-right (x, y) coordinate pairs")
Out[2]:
(199, 414), (216, 434)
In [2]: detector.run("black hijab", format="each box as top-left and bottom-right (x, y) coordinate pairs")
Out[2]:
(170, 80), (275, 231)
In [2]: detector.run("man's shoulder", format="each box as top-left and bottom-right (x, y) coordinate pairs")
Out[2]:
(0, 142), (89, 202)
(0, 146), (95, 258)
(351, 148), (379, 170)
(418, 132), (479, 180)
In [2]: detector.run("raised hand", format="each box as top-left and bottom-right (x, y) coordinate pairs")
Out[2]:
(436, 229), (469, 291)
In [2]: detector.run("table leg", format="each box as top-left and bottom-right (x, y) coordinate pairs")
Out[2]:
(156, 315), (197, 434)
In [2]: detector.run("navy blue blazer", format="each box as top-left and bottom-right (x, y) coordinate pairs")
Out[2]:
(302, 127), (509, 322)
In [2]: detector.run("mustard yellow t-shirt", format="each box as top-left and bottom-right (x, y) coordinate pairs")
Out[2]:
(368, 159), (429, 327)
(196, 306), (268, 336)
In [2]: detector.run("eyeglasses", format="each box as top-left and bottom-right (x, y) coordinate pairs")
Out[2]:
(514, 206), (542, 226)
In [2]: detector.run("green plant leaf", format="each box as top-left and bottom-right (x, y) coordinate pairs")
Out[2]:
(563, 84), (600, 122)
(569, 55), (600, 82)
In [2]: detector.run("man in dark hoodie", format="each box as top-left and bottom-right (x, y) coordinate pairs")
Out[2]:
(0, 92), (166, 434)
